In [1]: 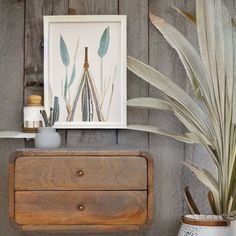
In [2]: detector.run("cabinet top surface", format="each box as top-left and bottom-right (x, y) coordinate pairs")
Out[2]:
(10, 149), (152, 162)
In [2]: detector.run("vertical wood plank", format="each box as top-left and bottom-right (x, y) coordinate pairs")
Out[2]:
(118, 1), (149, 236)
(24, 0), (69, 101)
(66, 0), (119, 149)
(148, 0), (187, 235)
(118, 0), (149, 149)
(1, 1), (235, 236)
(0, 140), (25, 236)
(25, 0), (69, 149)
(69, 0), (118, 15)
(24, 1), (69, 234)
(25, 0), (44, 100)
(0, 1), (25, 235)
(0, 0), (24, 131)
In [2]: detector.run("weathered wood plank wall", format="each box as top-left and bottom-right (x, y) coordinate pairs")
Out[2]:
(0, 0), (235, 236)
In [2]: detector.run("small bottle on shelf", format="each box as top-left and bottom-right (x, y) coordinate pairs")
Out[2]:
(23, 95), (43, 133)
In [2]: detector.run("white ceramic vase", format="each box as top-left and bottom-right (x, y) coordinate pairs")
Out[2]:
(34, 127), (61, 149)
(178, 215), (230, 236)
(231, 220), (236, 236)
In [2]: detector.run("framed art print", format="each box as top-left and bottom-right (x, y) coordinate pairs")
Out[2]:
(44, 15), (127, 128)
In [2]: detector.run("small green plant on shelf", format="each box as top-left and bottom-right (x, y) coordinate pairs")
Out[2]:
(40, 96), (59, 127)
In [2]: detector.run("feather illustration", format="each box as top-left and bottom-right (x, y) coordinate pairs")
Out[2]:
(69, 47), (104, 122)
(98, 26), (110, 93)
(60, 35), (70, 67)
(64, 68), (68, 99)
(98, 26), (110, 57)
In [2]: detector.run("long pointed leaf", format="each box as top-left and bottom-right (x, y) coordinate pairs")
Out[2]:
(184, 186), (200, 214)
(149, 13), (211, 103)
(52, 96), (59, 124)
(128, 125), (196, 144)
(98, 26), (110, 58)
(172, 6), (196, 24)
(208, 191), (218, 215)
(127, 56), (214, 142)
(127, 97), (172, 111)
(183, 162), (220, 214)
(232, 19), (236, 124)
(60, 35), (70, 67)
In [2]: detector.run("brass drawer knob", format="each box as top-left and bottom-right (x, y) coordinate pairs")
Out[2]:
(78, 205), (84, 211)
(76, 170), (84, 177)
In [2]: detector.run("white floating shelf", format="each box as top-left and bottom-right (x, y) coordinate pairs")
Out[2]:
(0, 131), (35, 139)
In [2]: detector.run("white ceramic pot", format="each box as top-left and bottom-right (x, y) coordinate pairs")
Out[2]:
(231, 220), (236, 236)
(178, 215), (230, 236)
(34, 127), (61, 149)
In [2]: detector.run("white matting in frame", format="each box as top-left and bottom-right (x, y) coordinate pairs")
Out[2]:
(44, 15), (127, 129)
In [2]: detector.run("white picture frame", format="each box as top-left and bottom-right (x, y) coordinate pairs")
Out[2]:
(43, 15), (127, 129)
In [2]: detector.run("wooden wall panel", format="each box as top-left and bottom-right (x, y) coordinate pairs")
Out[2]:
(118, 1), (149, 236)
(0, 0), (236, 236)
(24, 0), (68, 148)
(148, 0), (187, 235)
(0, 140), (25, 236)
(118, 0), (149, 150)
(24, 0), (69, 101)
(0, 1), (25, 236)
(0, 0), (24, 131)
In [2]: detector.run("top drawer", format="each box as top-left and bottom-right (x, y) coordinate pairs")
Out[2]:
(14, 152), (147, 190)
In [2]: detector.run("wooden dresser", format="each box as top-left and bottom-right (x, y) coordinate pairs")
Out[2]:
(9, 150), (153, 232)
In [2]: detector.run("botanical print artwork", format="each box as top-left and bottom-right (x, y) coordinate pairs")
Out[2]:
(44, 16), (126, 128)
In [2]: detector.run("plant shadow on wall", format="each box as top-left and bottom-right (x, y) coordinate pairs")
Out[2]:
(127, 0), (236, 218)
(52, 25), (116, 123)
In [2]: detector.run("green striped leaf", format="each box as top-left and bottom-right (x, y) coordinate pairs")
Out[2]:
(98, 26), (110, 58)
(60, 35), (70, 67)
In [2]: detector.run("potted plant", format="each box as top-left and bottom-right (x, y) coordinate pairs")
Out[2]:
(127, 0), (236, 235)
(34, 96), (61, 149)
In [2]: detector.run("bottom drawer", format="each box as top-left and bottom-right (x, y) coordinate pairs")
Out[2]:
(15, 191), (147, 225)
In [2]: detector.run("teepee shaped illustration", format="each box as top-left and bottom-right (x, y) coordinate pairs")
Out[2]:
(68, 47), (104, 122)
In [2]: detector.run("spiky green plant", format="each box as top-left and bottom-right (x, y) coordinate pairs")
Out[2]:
(127, 0), (236, 217)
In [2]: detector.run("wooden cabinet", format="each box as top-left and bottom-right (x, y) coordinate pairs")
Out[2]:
(9, 150), (153, 232)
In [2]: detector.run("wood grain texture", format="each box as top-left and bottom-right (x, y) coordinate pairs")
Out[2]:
(118, 2), (149, 236)
(118, 0), (149, 149)
(20, 224), (144, 232)
(0, 1), (25, 236)
(1, 141), (25, 236)
(69, 0), (118, 15)
(2, 1), (236, 236)
(148, 0), (187, 235)
(24, 0), (68, 152)
(0, 0), (24, 131)
(15, 155), (147, 190)
(15, 191), (147, 225)
(24, 0), (69, 101)
(9, 150), (153, 233)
